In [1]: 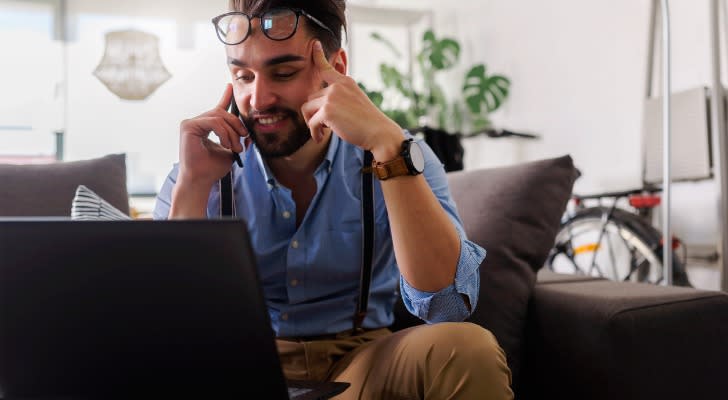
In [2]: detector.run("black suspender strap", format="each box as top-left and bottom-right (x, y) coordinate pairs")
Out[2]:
(354, 150), (375, 332)
(220, 171), (234, 217)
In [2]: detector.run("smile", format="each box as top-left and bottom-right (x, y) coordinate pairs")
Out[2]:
(256, 114), (286, 125)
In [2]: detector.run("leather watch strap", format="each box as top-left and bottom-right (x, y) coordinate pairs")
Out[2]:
(368, 157), (410, 180)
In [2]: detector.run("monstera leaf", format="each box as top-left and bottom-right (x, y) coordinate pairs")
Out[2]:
(463, 64), (510, 115)
(420, 30), (460, 71)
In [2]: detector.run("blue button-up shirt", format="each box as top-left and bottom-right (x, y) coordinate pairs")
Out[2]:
(154, 133), (485, 337)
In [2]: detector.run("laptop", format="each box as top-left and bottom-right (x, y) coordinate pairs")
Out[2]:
(0, 219), (349, 399)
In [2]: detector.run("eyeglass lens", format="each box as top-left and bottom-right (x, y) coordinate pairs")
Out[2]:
(217, 8), (300, 45)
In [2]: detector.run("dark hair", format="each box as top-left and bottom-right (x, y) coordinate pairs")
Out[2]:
(228, 0), (346, 56)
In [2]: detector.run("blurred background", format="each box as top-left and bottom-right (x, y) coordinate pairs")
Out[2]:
(0, 0), (724, 289)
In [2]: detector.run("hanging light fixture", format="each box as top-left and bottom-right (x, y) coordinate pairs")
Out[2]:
(93, 30), (171, 101)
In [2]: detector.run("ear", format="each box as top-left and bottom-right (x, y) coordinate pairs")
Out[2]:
(330, 48), (348, 75)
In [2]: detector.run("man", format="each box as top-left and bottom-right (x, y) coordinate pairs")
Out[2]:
(154, 0), (513, 398)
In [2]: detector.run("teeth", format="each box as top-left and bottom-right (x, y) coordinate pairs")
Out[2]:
(258, 115), (284, 125)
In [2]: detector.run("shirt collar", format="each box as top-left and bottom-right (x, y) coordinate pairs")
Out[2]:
(321, 133), (340, 172)
(251, 133), (341, 190)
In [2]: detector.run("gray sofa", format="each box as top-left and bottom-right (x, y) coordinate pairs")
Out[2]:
(3, 153), (727, 399)
(0, 153), (129, 217)
(392, 155), (728, 400)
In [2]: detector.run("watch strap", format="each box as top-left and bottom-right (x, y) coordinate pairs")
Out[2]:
(363, 157), (410, 180)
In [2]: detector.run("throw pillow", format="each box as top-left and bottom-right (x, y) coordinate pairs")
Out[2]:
(0, 153), (129, 217)
(391, 155), (577, 393)
(71, 185), (131, 221)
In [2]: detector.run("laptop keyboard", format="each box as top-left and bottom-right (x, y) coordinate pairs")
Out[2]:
(288, 386), (314, 398)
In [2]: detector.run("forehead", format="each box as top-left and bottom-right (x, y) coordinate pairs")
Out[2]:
(224, 18), (314, 65)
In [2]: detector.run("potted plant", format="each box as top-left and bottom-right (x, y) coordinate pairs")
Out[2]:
(358, 29), (511, 136)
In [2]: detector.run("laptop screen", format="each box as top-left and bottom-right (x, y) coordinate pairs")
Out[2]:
(0, 219), (289, 399)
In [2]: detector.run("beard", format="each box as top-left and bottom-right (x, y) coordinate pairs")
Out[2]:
(243, 107), (311, 158)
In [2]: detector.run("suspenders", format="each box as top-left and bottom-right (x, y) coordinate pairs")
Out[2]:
(219, 150), (376, 333)
(355, 150), (375, 332)
(220, 171), (235, 217)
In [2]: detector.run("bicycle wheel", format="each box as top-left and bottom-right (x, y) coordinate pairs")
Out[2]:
(547, 207), (691, 286)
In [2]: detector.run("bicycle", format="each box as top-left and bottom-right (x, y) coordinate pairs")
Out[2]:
(546, 183), (692, 286)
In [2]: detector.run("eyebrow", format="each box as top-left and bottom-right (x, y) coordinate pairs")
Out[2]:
(227, 54), (306, 68)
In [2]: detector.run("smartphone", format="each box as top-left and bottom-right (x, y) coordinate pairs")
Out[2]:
(228, 98), (244, 168)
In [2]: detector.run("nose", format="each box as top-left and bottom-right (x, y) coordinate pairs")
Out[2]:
(248, 76), (277, 112)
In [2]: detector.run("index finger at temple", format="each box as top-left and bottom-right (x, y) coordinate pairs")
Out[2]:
(313, 40), (341, 83)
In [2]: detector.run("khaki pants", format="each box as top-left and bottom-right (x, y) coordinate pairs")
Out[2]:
(276, 322), (514, 400)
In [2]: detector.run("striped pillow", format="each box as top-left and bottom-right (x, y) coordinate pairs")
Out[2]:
(71, 185), (131, 220)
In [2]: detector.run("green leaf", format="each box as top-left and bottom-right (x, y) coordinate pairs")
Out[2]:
(482, 75), (510, 112)
(430, 38), (460, 70)
(370, 32), (402, 58)
(462, 64), (510, 115)
(419, 30), (460, 71)
(423, 30), (436, 45)
(379, 64), (414, 100)
(368, 91), (384, 109)
(452, 102), (464, 133)
(379, 64), (399, 88)
(358, 82), (384, 109)
(385, 109), (418, 130)
(471, 116), (491, 133)
(428, 83), (446, 107)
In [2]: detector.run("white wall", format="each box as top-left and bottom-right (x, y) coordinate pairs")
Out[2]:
(64, 0), (229, 193)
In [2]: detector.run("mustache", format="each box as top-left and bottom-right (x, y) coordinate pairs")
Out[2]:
(246, 107), (299, 120)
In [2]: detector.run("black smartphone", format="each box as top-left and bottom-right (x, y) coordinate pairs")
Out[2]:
(229, 96), (240, 117)
(228, 98), (244, 168)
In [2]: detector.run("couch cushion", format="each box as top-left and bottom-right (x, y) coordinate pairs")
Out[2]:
(0, 154), (129, 216)
(523, 280), (728, 400)
(537, 268), (606, 284)
(452, 155), (577, 386)
(392, 155), (577, 389)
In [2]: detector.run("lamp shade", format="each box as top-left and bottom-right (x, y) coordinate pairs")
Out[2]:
(93, 30), (171, 101)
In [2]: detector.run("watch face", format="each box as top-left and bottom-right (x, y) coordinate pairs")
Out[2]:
(408, 141), (426, 173)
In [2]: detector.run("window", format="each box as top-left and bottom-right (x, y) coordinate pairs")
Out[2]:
(0, 0), (64, 163)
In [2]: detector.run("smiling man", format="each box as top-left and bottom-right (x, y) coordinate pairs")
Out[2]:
(153, 1), (513, 398)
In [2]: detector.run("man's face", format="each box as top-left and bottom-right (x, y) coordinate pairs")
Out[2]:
(225, 18), (326, 158)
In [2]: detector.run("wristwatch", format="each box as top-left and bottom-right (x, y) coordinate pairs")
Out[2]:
(366, 139), (425, 180)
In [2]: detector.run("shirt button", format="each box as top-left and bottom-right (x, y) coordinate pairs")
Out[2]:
(290, 279), (299, 287)
(281, 313), (289, 321)
(282, 211), (291, 219)
(291, 240), (299, 249)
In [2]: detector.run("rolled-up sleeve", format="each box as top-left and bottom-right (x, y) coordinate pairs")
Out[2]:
(400, 236), (485, 322)
(152, 164), (223, 220)
(152, 165), (177, 220)
(397, 134), (486, 323)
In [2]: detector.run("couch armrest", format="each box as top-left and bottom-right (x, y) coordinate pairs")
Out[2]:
(520, 279), (728, 400)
